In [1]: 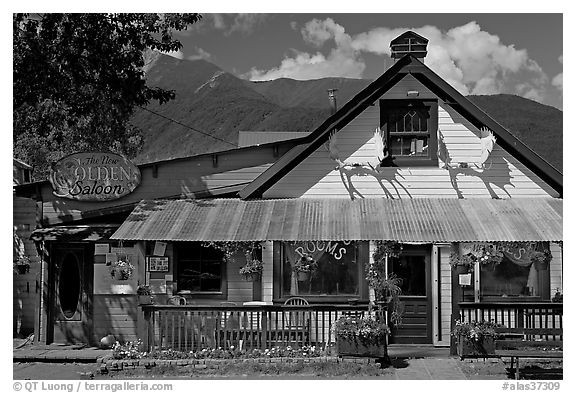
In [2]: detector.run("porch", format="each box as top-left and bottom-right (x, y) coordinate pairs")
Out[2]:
(458, 302), (563, 340)
(140, 303), (376, 352)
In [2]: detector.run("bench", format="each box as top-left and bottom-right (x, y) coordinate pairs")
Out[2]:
(495, 327), (563, 380)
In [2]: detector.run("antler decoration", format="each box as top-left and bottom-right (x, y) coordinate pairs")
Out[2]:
(327, 128), (387, 172)
(441, 126), (496, 172)
(477, 126), (496, 167)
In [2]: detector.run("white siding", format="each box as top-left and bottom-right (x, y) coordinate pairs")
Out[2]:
(263, 75), (559, 199)
(262, 241), (274, 303)
(549, 242), (562, 298)
(438, 246), (452, 345)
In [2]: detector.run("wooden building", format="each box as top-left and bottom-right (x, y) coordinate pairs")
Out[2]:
(15, 31), (562, 351)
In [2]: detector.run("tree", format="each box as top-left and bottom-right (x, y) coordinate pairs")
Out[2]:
(13, 13), (202, 180)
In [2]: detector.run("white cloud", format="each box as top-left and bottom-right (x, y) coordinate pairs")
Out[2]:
(246, 18), (365, 81)
(229, 14), (269, 35)
(552, 55), (563, 91)
(187, 47), (213, 61)
(245, 19), (555, 105)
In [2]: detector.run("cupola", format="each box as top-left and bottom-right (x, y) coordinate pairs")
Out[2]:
(390, 31), (428, 61)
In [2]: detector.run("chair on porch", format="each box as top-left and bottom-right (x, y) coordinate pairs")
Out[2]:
(167, 295), (187, 305)
(278, 297), (310, 346)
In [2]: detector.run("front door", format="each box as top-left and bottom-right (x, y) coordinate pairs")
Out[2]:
(388, 245), (432, 344)
(50, 244), (93, 344)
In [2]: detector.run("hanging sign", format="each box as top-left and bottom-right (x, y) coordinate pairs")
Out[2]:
(49, 151), (141, 201)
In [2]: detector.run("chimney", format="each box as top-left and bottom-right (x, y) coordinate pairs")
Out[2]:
(327, 88), (338, 114)
(390, 31), (428, 62)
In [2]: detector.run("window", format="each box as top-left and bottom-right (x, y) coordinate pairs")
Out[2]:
(277, 241), (368, 301)
(176, 242), (224, 293)
(478, 242), (550, 301)
(380, 99), (438, 166)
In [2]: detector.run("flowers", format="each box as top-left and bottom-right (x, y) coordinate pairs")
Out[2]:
(334, 316), (390, 345)
(450, 243), (503, 272)
(292, 253), (317, 273)
(451, 320), (501, 343)
(239, 255), (263, 280)
(14, 255), (31, 274)
(110, 256), (135, 280)
(136, 285), (152, 295)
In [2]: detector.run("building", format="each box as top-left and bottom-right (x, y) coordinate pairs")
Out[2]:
(14, 32), (562, 352)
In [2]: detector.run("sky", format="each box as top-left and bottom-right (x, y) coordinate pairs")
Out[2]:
(165, 13), (563, 110)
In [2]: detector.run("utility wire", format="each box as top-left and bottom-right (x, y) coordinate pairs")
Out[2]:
(137, 105), (238, 147)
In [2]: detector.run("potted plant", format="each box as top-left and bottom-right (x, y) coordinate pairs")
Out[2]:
(334, 315), (390, 360)
(530, 249), (552, 271)
(451, 320), (500, 358)
(365, 241), (404, 327)
(239, 256), (263, 281)
(292, 253), (316, 281)
(476, 245), (504, 271)
(449, 252), (476, 274)
(14, 255), (31, 275)
(110, 256), (135, 280)
(136, 285), (153, 305)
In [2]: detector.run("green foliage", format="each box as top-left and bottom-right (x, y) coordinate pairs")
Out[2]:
(113, 339), (143, 359)
(334, 316), (390, 345)
(13, 13), (201, 180)
(239, 257), (263, 277)
(451, 320), (501, 343)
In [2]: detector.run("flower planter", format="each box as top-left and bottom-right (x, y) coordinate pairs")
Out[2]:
(456, 336), (495, 358)
(241, 272), (261, 282)
(138, 295), (153, 305)
(336, 336), (388, 358)
(297, 271), (310, 281)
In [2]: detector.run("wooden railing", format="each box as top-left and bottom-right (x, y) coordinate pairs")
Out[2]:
(141, 304), (373, 352)
(458, 302), (563, 341)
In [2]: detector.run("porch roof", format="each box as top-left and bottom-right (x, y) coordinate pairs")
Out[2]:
(110, 198), (562, 242)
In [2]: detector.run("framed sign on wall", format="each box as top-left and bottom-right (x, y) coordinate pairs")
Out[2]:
(146, 256), (169, 272)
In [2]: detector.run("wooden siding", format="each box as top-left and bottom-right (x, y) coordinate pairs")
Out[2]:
(13, 196), (40, 337)
(37, 145), (284, 225)
(262, 241), (274, 303)
(263, 75), (559, 199)
(438, 245), (452, 345)
(549, 242), (562, 298)
(93, 295), (139, 342)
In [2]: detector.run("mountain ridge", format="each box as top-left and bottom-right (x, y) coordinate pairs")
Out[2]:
(131, 53), (562, 172)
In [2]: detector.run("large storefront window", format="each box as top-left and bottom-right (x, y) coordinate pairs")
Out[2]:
(477, 242), (550, 301)
(281, 241), (361, 298)
(176, 243), (223, 293)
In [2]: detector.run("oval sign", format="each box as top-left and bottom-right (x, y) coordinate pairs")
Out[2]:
(49, 152), (141, 201)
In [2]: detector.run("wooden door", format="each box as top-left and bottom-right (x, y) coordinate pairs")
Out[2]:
(50, 244), (93, 344)
(388, 245), (432, 344)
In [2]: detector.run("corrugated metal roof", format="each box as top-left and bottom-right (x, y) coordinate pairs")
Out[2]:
(111, 198), (562, 242)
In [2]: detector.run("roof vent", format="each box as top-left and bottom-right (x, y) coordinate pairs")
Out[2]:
(390, 31), (428, 61)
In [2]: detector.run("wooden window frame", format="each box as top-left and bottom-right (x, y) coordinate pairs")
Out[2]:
(173, 242), (227, 300)
(380, 98), (438, 166)
(272, 241), (370, 304)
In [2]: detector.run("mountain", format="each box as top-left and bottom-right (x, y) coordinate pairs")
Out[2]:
(132, 54), (562, 172)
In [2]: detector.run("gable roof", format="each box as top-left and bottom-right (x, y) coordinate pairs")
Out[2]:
(239, 55), (563, 199)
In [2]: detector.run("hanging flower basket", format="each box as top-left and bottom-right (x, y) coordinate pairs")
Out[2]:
(292, 253), (316, 281)
(16, 264), (30, 274)
(239, 257), (263, 281)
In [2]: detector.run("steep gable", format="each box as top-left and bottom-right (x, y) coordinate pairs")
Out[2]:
(240, 55), (562, 199)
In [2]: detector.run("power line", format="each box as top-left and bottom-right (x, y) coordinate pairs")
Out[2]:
(136, 106), (238, 148)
